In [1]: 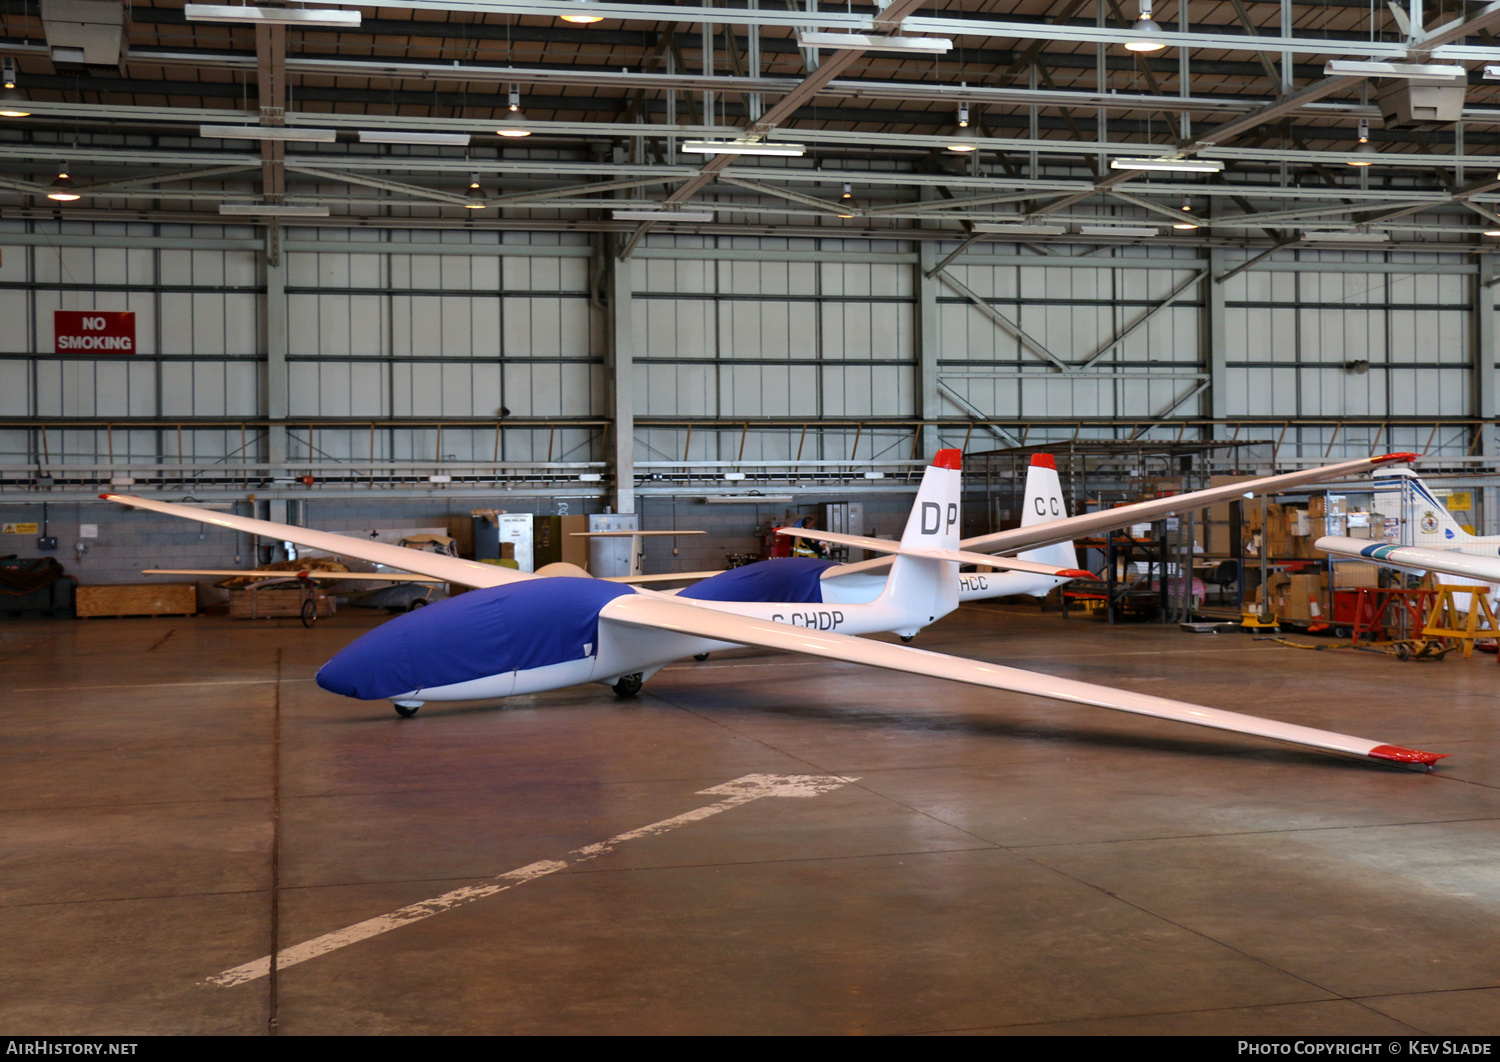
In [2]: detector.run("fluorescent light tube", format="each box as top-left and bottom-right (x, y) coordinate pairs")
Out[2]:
(185, 4), (362, 26)
(1110, 157), (1223, 173)
(201, 125), (337, 143)
(1080, 225), (1160, 237)
(1324, 60), (1465, 79)
(1300, 230), (1389, 242)
(1486, 65), (1500, 80)
(358, 130), (471, 146)
(612, 209), (714, 222)
(797, 32), (952, 53)
(219, 203), (331, 216)
(682, 140), (806, 157)
(972, 223), (1066, 235)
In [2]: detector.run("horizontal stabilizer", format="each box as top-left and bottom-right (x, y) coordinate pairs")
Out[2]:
(601, 569), (726, 585)
(775, 528), (1095, 580)
(1317, 536), (1500, 583)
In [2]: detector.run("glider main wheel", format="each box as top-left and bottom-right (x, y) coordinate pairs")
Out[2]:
(693, 653), (710, 662)
(612, 673), (644, 698)
(393, 702), (421, 718)
(900, 634), (915, 644)
(300, 599), (318, 628)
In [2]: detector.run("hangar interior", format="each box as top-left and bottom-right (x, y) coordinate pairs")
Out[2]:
(3, 0), (1500, 1037)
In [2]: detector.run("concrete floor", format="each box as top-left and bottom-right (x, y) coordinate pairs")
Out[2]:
(2, 602), (1499, 1035)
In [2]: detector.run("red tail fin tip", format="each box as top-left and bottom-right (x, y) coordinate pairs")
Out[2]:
(932, 449), (962, 471)
(1029, 453), (1057, 470)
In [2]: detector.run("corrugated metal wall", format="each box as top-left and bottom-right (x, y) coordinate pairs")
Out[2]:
(1, 221), (1493, 481)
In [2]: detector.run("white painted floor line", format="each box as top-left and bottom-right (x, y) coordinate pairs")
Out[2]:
(14, 678), (317, 692)
(205, 773), (856, 988)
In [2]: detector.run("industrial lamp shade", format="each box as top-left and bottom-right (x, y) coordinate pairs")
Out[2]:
(560, 0), (604, 23)
(47, 166), (80, 202)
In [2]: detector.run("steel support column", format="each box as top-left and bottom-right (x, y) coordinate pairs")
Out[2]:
(917, 240), (941, 460)
(1477, 254), (1497, 531)
(609, 250), (636, 513)
(1207, 247), (1230, 433)
(264, 230), (288, 469)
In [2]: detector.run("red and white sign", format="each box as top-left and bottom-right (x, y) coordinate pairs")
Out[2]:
(54, 311), (136, 354)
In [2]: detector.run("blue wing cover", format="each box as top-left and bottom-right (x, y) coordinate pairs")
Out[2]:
(317, 577), (633, 700)
(678, 558), (838, 604)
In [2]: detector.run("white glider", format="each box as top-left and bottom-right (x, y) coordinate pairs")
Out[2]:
(103, 450), (1446, 768)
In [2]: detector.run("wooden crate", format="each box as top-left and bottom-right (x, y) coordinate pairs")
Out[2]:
(228, 586), (335, 620)
(76, 583), (197, 618)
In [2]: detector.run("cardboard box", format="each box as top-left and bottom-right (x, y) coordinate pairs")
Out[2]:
(1281, 572), (1329, 621)
(77, 583), (196, 618)
(1332, 562), (1381, 588)
(560, 514), (590, 569)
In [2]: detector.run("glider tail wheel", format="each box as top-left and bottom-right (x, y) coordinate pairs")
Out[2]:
(300, 598), (317, 628)
(612, 673), (644, 698)
(393, 700), (423, 718)
(693, 653), (710, 662)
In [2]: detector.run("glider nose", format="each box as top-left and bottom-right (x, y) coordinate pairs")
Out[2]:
(316, 637), (381, 699)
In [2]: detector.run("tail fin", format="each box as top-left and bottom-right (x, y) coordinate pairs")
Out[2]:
(1015, 454), (1079, 572)
(881, 449), (963, 632)
(1376, 468), (1475, 547)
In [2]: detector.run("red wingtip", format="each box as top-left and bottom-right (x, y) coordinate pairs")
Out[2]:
(1030, 453), (1057, 470)
(1368, 744), (1450, 767)
(1060, 569), (1098, 581)
(933, 448), (962, 471)
(1373, 452), (1420, 464)
(99, 493), (111, 500)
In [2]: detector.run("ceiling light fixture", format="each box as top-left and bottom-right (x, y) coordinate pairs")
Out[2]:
(1324, 60), (1466, 79)
(465, 172), (487, 209)
(796, 32), (952, 53)
(0, 60), (30, 118)
(1300, 229), (1389, 243)
(184, 4), (362, 26)
(1485, 229), (1500, 237)
(1080, 225), (1160, 237)
(559, 0), (604, 24)
(1124, 0), (1167, 52)
(201, 125), (338, 143)
(971, 223), (1066, 235)
(946, 89), (978, 152)
(837, 182), (855, 218)
(1347, 119), (1375, 166)
(682, 140), (806, 157)
(1110, 156), (1224, 173)
(46, 163), (80, 202)
(219, 203), (332, 216)
(359, 130), (471, 146)
(612, 208), (715, 222)
(497, 84), (532, 137)
(1173, 197), (1198, 229)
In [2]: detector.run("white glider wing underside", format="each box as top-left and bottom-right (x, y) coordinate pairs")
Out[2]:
(1317, 536), (1500, 583)
(102, 494), (528, 589)
(141, 569), (444, 582)
(600, 591), (1445, 767)
(834, 453), (1418, 577)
